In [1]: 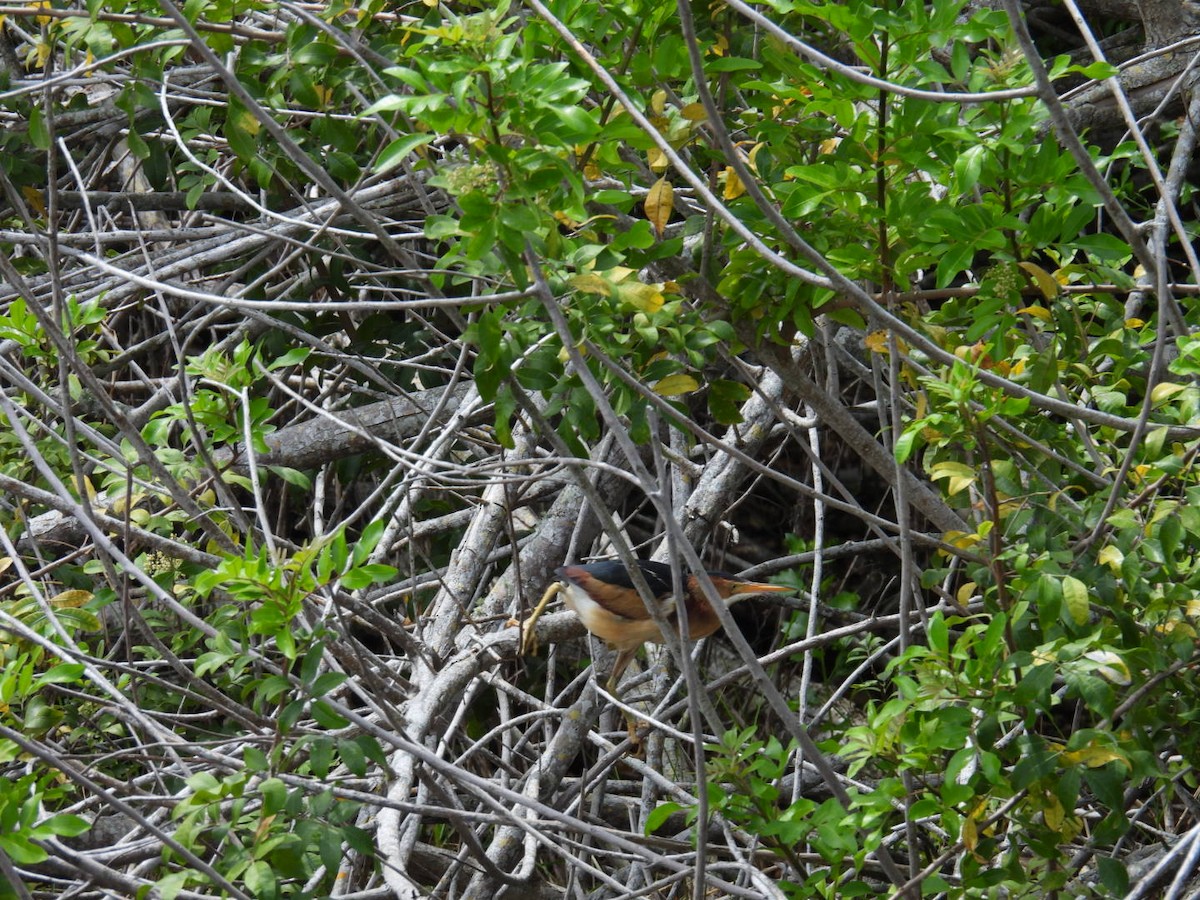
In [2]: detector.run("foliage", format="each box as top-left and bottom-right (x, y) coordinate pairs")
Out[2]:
(1, 0), (1199, 895)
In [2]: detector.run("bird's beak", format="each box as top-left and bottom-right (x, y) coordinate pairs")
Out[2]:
(728, 581), (793, 596)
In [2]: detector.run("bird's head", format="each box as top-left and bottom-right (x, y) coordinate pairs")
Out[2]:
(695, 572), (793, 601)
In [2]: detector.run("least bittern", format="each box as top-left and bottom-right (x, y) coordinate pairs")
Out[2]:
(520, 559), (793, 692)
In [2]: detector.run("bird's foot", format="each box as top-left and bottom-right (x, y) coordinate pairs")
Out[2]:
(625, 714), (650, 753)
(519, 582), (561, 657)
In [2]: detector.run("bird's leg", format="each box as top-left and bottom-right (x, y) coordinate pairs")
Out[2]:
(606, 647), (638, 695)
(606, 646), (650, 748)
(520, 581), (562, 656)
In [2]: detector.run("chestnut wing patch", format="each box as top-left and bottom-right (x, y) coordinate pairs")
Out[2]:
(556, 562), (676, 622)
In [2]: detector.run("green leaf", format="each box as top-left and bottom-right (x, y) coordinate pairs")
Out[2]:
(267, 347), (311, 370)
(1097, 857), (1129, 896)
(34, 663), (85, 686)
(893, 427), (920, 463)
(707, 56), (762, 72)
(708, 379), (749, 425)
(644, 801), (683, 834)
(37, 813), (91, 838)
(1061, 575), (1090, 625)
(28, 108), (49, 151)
(1070, 60), (1120, 80)
(954, 144), (986, 193)
(376, 133), (435, 175)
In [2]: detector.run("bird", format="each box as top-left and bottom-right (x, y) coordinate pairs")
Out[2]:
(520, 559), (793, 692)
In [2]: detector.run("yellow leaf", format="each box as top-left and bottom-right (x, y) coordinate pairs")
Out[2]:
(654, 374), (700, 396)
(956, 581), (978, 605)
(1043, 795), (1065, 831)
(863, 330), (889, 353)
(818, 137), (841, 154)
(680, 103), (707, 121)
(962, 813), (978, 852)
(1016, 305), (1051, 320)
(650, 89), (667, 116)
(645, 177), (673, 237)
(647, 147), (668, 172)
(1125, 318), (1145, 329)
(723, 166), (744, 200)
(22, 186), (46, 216)
(1018, 261), (1060, 299)
(617, 280), (665, 313)
(1061, 574), (1090, 625)
(747, 142), (765, 173)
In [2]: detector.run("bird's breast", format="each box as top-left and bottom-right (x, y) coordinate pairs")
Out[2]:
(561, 582), (665, 650)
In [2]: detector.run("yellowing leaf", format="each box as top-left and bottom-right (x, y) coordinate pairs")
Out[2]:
(1061, 574), (1090, 625)
(1125, 318), (1145, 329)
(956, 581), (978, 605)
(1062, 743), (1129, 769)
(569, 273), (612, 295)
(50, 589), (94, 608)
(645, 177), (673, 237)
(723, 166), (745, 200)
(647, 147), (668, 172)
(680, 103), (707, 121)
(1083, 650), (1131, 685)
(650, 89), (667, 116)
(1016, 305), (1051, 320)
(653, 374), (700, 396)
(818, 137), (841, 154)
(1150, 382), (1186, 404)
(236, 107), (260, 136)
(929, 461), (977, 496)
(1098, 544), (1124, 573)
(943, 530), (983, 550)
(1159, 620), (1197, 637)
(1018, 261), (1060, 299)
(22, 186), (46, 216)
